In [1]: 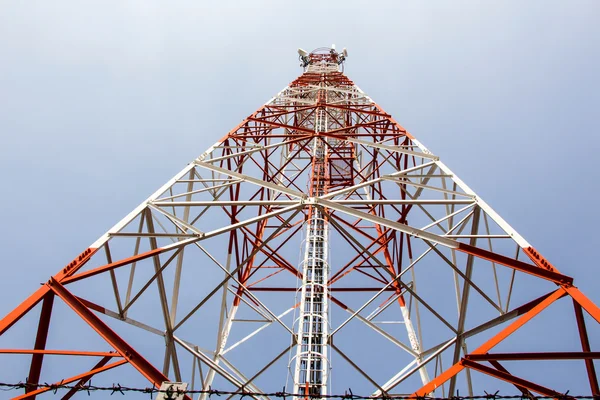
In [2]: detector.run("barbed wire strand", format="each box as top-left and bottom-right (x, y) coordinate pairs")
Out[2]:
(0, 381), (595, 399)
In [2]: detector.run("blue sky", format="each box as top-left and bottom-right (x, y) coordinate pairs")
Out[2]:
(0, 0), (599, 396)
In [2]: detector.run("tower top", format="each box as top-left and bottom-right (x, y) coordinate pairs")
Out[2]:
(298, 45), (348, 71)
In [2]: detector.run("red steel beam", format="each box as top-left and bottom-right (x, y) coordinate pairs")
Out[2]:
(463, 289), (568, 340)
(488, 360), (533, 398)
(370, 101), (412, 138)
(0, 286), (49, 336)
(325, 201), (572, 286)
(325, 119), (393, 135)
(45, 278), (190, 398)
(0, 248), (97, 335)
(61, 248), (163, 284)
(462, 359), (575, 399)
(0, 349), (121, 357)
(412, 287), (565, 396)
(246, 117), (315, 134)
(573, 300), (600, 395)
(61, 355), (113, 400)
(250, 105), (315, 121)
(322, 103), (391, 117)
(465, 352), (600, 361)
(12, 359), (128, 400)
(228, 133), (402, 139)
(26, 292), (54, 395)
(457, 243), (573, 285)
(566, 286), (600, 324)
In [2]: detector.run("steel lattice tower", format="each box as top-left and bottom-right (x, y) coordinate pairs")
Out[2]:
(1, 46), (600, 399)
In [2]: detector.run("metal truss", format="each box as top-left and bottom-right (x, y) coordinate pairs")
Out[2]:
(1, 47), (599, 399)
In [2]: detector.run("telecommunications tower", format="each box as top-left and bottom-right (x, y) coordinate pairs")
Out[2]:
(1, 46), (599, 399)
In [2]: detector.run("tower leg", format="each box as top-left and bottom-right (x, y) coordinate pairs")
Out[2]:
(26, 292), (54, 396)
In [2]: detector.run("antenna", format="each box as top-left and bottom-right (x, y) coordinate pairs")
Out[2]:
(298, 48), (311, 68)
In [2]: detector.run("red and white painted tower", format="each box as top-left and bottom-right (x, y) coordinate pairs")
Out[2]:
(1, 46), (599, 399)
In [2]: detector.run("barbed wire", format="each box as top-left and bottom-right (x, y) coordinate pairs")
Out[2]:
(0, 381), (593, 399)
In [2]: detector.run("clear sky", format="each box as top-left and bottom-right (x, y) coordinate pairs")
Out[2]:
(0, 0), (599, 396)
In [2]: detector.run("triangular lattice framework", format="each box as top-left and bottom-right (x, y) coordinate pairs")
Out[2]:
(2, 47), (599, 399)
